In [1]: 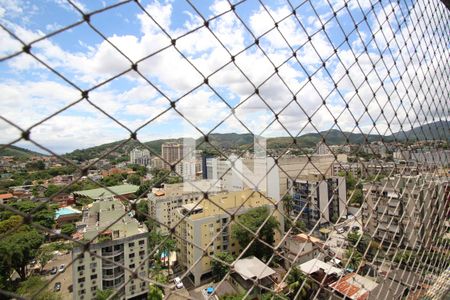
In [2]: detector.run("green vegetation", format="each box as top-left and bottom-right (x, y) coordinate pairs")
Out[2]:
(95, 289), (118, 300)
(0, 226), (44, 280)
(282, 194), (293, 216)
(135, 200), (149, 222)
(286, 267), (315, 299)
(0, 165), (77, 193)
(7, 200), (57, 229)
(348, 188), (363, 206)
(346, 232), (380, 259)
(136, 168), (182, 197)
(148, 284), (164, 300)
(100, 173), (126, 186)
(17, 276), (62, 300)
(344, 249), (363, 270)
(127, 173), (141, 185)
(36, 247), (54, 272)
(211, 252), (234, 281)
(231, 206), (279, 260)
(0, 145), (45, 158)
(60, 223), (76, 236)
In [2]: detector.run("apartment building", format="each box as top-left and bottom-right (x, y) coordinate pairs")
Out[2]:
(148, 180), (222, 233)
(173, 189), (284, 286)
(129, 148), (151, 166)
(72, 198), (148, 300)
(205, 154), (335, 202)
(288, 175), (347, 227)
(315, 141), (331, 155)
(161, 142), (182, 165)
(362, 174), (447, 248)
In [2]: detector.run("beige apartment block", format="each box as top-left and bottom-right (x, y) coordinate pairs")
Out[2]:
(72, 198), (148, 300)
(148, 180), (223, 233)
(173, 189), (284, 286)
(362, 174), (447, 249)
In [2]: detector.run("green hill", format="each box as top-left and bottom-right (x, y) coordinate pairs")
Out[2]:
(389, 120), (449, 141)
(62, 121), (448, 161)
(0, 145), (46, 158)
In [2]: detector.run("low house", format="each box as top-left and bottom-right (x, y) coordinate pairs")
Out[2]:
(229, 256), (277, 295)
(329, 273), (378, 300)
(0, 193), (14, 204)
(55, 206), (82, 226)
(52, 193), (75, 207)
(299, 258), (344, 287)
(284, 233), (327, 266)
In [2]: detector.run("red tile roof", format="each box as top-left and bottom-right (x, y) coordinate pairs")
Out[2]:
(0, 193), (13, 199)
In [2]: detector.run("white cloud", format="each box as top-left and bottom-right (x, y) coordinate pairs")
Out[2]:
(0, 0), (447, 153)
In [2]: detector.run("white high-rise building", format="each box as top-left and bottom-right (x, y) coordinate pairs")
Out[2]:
(129, 148), (151, 166)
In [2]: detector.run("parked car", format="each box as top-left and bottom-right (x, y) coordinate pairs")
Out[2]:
(337, 228), (345, 234)
(50, 267), (58, 275)
(54, 282), (61, 292)
(352, 226), (360, 231)
(174, 277), (184, 289)
(59, 264), (65, 273)
(343, 225), (350, 231)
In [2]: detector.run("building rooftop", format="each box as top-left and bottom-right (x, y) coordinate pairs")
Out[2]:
(367, 279), (407, 300)
(234, 256), (276, 280)
(149, 179), (222, 199)
(177, 189), (272, 220)
(73, 184), (139, 200)
(79, 198), (147, 241)
(329, 273), (378, 300)
(0, 193), (13, 199)
(292, 233), (325, 245)
(299, 259), (344, 276)
(55, 206), (82, 219)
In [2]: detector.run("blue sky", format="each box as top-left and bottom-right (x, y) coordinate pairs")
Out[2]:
(0, 0), (448, 154)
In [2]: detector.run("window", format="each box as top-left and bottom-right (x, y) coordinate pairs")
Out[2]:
(91, 286), (97, 291)
(90, 263), (96, 269)
(129, 253), (135, 259)
(129, 264), (135, 269)
(139, 240), (145, 245)
(78, 277), (85, 283)
(139, 250), (145, 256)
(91, 274), (97, 280)
(129, 242), (135, 247)
(77, 266), (85, 271)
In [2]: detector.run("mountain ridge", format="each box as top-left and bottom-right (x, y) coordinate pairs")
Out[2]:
(2, 121), (447, 161)
(60, 121), (448, 161)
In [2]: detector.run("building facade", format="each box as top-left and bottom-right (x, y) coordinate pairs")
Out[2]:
(129, 148), (151, 166)
(147, 180), (223, 234)
(173, 189), (284, 286)
(161, 142), (182, 166)
(72, 198), (148, 300)
(288, 175), (347, 227)
(362, 174), (447, 248)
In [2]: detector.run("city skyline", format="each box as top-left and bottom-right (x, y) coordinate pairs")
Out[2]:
(1, 0), (447, 154)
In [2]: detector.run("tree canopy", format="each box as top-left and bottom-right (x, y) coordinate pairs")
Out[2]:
(0, 226), (44, 280)
(231, 206), (279, 260)
(211, 252), (234, 281)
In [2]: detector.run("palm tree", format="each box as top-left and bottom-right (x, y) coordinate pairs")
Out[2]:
(282, 194), (293, 216)
(345, 249), (363, 271)
(286, 267), (313, 300)
(160, 236), (177, 277)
